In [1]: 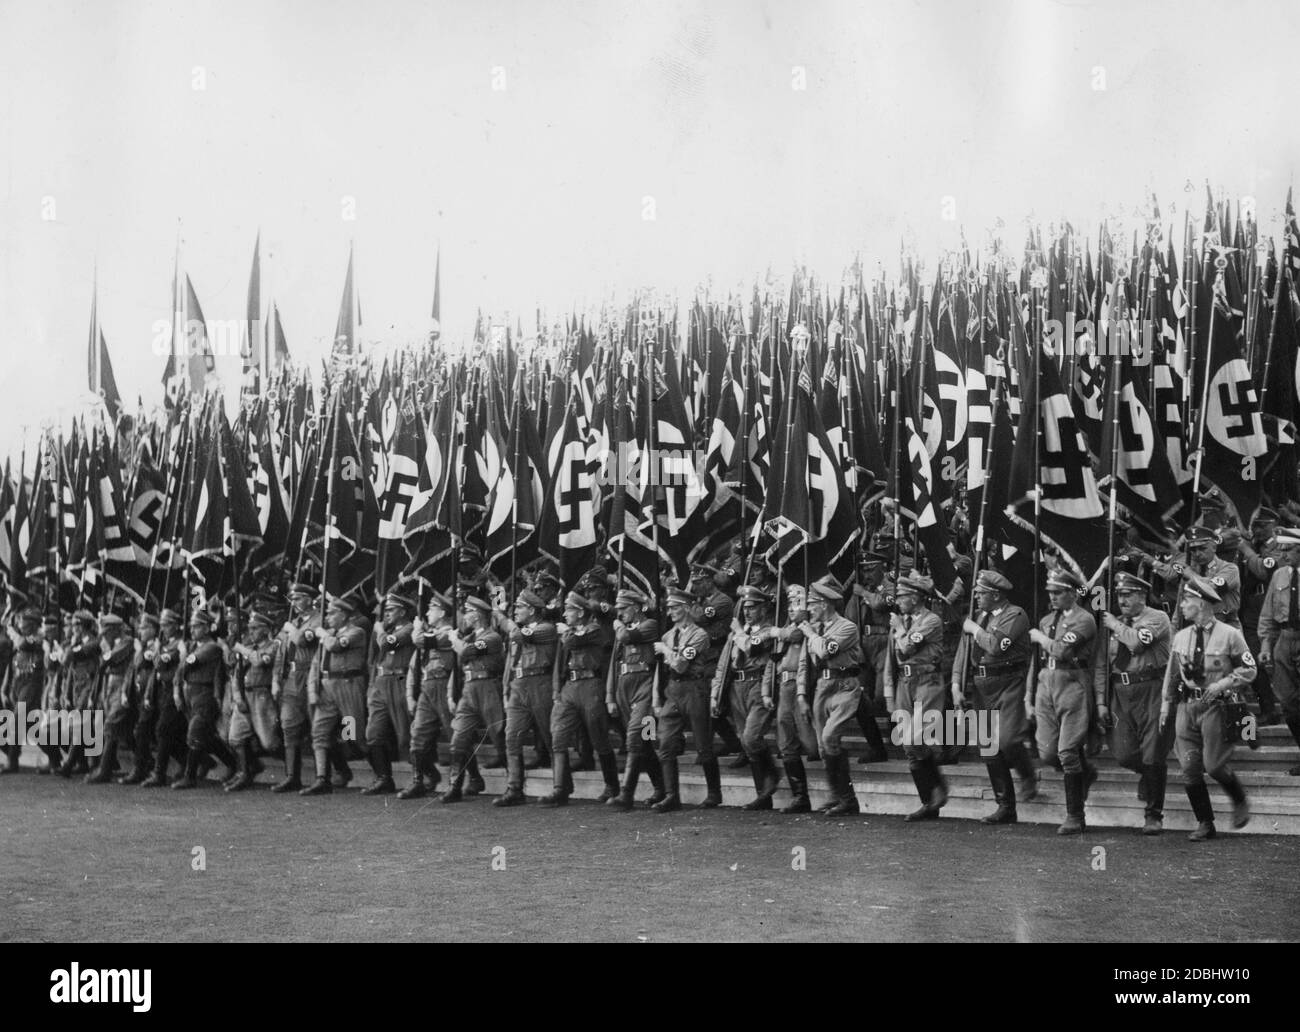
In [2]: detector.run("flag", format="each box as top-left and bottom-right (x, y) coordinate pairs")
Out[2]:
(376, 396), (428, 593)
(241, 233), (261, 393)
(540, 396), (598, 589)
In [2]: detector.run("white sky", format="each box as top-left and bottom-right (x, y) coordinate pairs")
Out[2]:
(2, 0), (1298, 457)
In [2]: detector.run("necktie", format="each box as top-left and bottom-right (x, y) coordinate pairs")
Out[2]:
(1192, 625), (1205, 674)
(1290, 566), (1299, 627)
(1114, 616), (1132, 671)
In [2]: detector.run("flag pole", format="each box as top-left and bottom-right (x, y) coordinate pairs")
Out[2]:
(1189, 264), (1223, 521)
(318, 363), (345, 622)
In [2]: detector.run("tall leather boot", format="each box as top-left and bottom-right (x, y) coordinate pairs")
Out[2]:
(981, 754), (1017, 824)
(742, 752), (771, 810)
(1141, 762), (1167, 834)
(1, 744), (20, 773)
(209, 739), (237, 784)
(817, 756), (840, 812)
(140, 745), (171, 787)
(299, 748), (333, 795)
(41, 744), (63, 775)
(1057, 772), (1085, 835)
(929, 756), (949, 810)
(56, 744), (85, 779)
(440, 760), (466, 803)
(525, 733), (550, 770)
(700, 757), (723, 807)
(825, 755), (860, 815)
(494, 752), (527, 807)
(225, 742), (255, 792)
(643, 750), (666, 807)
(329, 743), (353, 788)
(608, 754), (642, 811)
(1186, 781), (1216, 839)
(716, 718), (748, 767)
(652, 753), (682, 812)
(1081, 758), (1098, 801)
(1008, 741), (1038, 801)
(779, 758), (810, 813)
(272, 743), (303, 793)
(171, 748), (202, 790)
(857, 696), (888, 762)
(596, 752), (620, 803)
(118, 731), (151, 784)
(539, 749), (571, 806)
(1214, 770), (1250, 829)
(464, 753), (486, 796)
(362, 745), (397, 794)
(905, 761), (938, 821)
(85, 731), (119, 783)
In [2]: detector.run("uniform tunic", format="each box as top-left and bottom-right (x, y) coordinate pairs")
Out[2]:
(178, 639), (224, 750)
(798, 613), (864, 759)
(309, 618), (371, 757)
(728, 620), (777, 756)
(9, 632), (45, 710)
(699, 590), (744, 734)
(1162, 618), (1256, 784)
(1094, 606), (1172, 771)
(1257, 564), (1300, 722)
(229, 633), (281, 751)
(1033, 604), (1096, 774)
(274, 614), (320, 747)
(449, 627), (505, 763)
(854, 577), (895, 697)
(407, 622), (455, 766)
(551, 620), (612, 753)
(502, 618), (558, 787)
(67, 633), (101, 740)
(884, 606), (945, 763)
(656, 620), (713, 762)
(100, 635), (136, 738)
(147, 635), (186, 765)
(957, 601), (1031, 754)
(774, 620), (819, 760)
(611, 617), (659, 756)
(1154, 555), (1241, 627)
(367, 621), (415, 757)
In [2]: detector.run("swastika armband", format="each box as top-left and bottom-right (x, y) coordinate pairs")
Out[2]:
(827, 640), (840, 655)
(1242, 651), (1256, 667)
(704, 606), (716, 618)
(1212, 577), (1225, 587)
(682, 646), (697, 660)
(1137, 628), (1154, 646)
(999, 637), (1011, 652)
(909, 632), (923, 645)
(1063, 631), (1078, 644)
(475, 640), (487, 651)
(1265, 558), (1277, 569)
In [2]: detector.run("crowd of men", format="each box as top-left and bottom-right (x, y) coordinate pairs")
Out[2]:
(4, 491), (1296, 847)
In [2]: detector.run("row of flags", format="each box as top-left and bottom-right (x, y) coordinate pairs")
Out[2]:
(15, 186), (1300, 622)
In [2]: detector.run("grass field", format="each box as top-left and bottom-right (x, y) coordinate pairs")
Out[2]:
(2, 772), (1298, 942)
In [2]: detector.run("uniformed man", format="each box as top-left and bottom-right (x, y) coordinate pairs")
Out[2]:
(955, 569), (1034, 824)
(85, 613), (135, 784)
(721, 585), (780, 810)
(362, 591), (417, 795)
(884, 572), (948, 821)
(541, 591), (617, 806)
(494, 588), (558, 807)
(773, 584), (819, 813)
(1255, 531), (1300, 776)
(171, 608), (238, 790)
(850, 554), (893, 764)
(441, 595), (505, 804)
(140, 609), (187, 787)
(1238, 508), (1285, 725)
(691, 564), (747, 767)
(2, 608), (45, 773)
(116, 613), (158, 784)
(1162, 575), (1255, 840)
(270, 582), (321, 793)
(55, 610), (101, 778)
(300, 595), (370, 795)
(798, 579), (864, 817)
(605, 588), (665, 810)
(226, 610), (281, 792)
(1027, 569), (1097, 835)
(1095, 573), (1173, 834)
(651, 587), (718, 812)
(36, 613), (66, 773)
(398, 590), (455, 799)
(1152, 525), (1241, 628)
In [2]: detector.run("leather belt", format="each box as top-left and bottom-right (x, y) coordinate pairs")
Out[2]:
(567, 669), (600, 682)
(1043, 658), (1082, 670)
(779, 670), (798, 684)
(668, 676), (707, 687)
(733, 671), (763, 683)
(1111, 671), (1162, 687)
(619, 661), (650, 674)
(898, 663), (936, 677)
(1179, 685), (1208, 701)
(868, 625), (889, 635)
(975, 662), (1025, 678)
(513, 666), (551, 678)
(820, 667), (860, 680)
(463, 670), (499, 682)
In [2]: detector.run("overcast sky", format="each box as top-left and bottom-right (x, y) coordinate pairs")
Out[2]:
(2, 0), (1298, 457)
